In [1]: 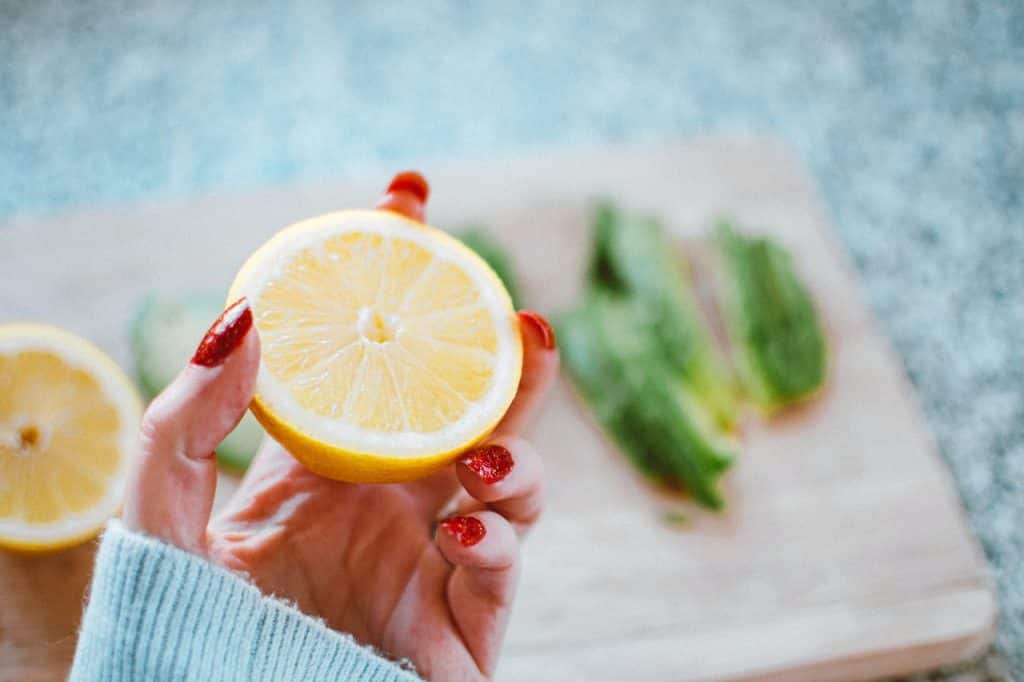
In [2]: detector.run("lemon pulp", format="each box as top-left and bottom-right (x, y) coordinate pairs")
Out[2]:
(0, 325), (141, 550)
(230, 210), (521, 482)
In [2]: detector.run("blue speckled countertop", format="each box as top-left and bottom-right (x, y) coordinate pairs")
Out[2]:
(2, 1), (1021, 678)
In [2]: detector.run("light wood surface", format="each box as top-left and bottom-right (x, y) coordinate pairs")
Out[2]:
(0, 139), (995, 681)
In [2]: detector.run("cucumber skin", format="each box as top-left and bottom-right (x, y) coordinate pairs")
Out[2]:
(557, 293), (734, 509)
(588, 203), (737, 429)
(456, 229), (522, 308)
(131, 293), (264, 470)
(714, 223), (827, 410)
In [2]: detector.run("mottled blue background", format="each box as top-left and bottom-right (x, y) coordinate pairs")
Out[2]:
(1, 1), (1021, 678)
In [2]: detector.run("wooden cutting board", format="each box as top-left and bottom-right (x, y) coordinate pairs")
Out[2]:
(0, 139), (995, 681)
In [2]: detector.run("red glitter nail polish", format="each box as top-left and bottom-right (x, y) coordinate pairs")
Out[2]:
(376, 171), (430, 222)
(191, 298), (253, 367)
(518, 310), (557, 350)
(387, 171), (429, 203)
(461, 444), (514, 484)
(440, 516), (486, 547)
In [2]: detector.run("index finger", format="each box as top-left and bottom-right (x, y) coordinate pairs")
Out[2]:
(493, 311), (559, 437)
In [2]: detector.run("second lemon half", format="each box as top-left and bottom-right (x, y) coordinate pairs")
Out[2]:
(228, 209), (522, 483)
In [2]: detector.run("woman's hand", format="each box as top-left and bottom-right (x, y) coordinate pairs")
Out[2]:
(122, 298), (558, 681)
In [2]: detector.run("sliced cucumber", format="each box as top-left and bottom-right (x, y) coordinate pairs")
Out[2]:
(713, 223), (827, 411)
(557, 292), (735, 509)
(131, 293), (264, 470)
(587, 202), (738, 430)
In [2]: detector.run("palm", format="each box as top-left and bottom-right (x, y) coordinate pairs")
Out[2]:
(209, 442), (508, 680)
(125, 306), (557, 681)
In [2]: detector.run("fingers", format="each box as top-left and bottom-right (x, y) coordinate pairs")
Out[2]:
(123, 298), (259, 555)
(456, 436), (544, 533)
(493, 310), (559, 437)
(436, 511), (519, 676)
(440, 434), (545, 675)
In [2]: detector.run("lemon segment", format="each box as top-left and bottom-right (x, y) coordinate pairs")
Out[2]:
(229, 209), (522, 483)
(0, 324), (142, 551)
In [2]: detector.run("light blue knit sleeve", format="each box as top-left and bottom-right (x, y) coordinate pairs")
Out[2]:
(70, 521), (421, 682)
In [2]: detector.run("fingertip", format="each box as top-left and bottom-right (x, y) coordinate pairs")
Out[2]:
(457, 435), (539, 491)
(436, 511), (518, 572)
(222, 315), (261, 394)
(440, 515), (487, 548)
(457, 442), (515, 490)
(518, 310), (556, 352)
(495, 313), (559, 436)
(386, 171), (429, 203)
(456, 439), (546, 539)
(377, 171), (429, 222)
(151, 303), (261, 461)
(191, 297), (254, 368)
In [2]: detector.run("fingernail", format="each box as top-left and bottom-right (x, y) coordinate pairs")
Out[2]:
(191, 298), (253, 367)
(440, 515), (486, 547)
(376, 171), (429, 222)
(387, 171), (429, 202)
(460, 444), (514, 484)
(518, 310), (556, 350)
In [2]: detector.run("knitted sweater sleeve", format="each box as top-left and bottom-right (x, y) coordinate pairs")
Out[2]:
(70, 521), (421, 682)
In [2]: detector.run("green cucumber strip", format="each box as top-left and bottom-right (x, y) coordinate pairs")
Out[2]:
(456, 228), (522, 308)
(587, 202), (737, 429)
(714, 222), (827, 410)
(557, 293), (734, 509)
(590, 294), (733, 507)
(131, 292), (265, 470)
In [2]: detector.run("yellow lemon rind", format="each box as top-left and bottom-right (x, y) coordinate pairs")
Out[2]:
(249, 391), (503, 483)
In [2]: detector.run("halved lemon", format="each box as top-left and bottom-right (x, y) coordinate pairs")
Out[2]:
(229, 209), (522, 483)
(0, 324), (142, 551)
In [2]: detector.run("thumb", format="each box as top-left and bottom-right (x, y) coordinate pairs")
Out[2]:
(122, 298), (259, 554)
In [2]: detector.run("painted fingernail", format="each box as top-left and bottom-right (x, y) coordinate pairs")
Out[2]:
(518, 310), (556, 350)
(387, 171), (429, 202)
(376, 171), (429, 222)
(460, 444), (514, 484)
(440, 515), (486, 547)
(191, 298), (253, 367)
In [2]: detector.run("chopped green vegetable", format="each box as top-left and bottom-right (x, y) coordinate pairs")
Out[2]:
(457, 229), (522, 307)
(587, 202), (737, 429)
(131, 292), (264, 470)
(714, 222), (827, 411)
(557, 204), (741, 509)
(557, 291), (735, 509)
